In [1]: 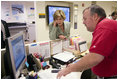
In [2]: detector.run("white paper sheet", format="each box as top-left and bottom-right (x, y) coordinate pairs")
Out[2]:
(79, 43), (87, 52)
(39, 41), (50, 58)
(29, 43), (40, 54)
(62, 39), (70, 49)
(38, 69), (81, 79)
(51, 40), (62, 55)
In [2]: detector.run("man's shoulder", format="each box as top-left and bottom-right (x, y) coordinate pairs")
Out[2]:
(98, 18), (117, 32)
(101, 18), (117, 24)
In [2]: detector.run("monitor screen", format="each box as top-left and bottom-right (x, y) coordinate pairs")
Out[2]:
(5, 32), (26, 79)
(11, 35), (25, 71)
(47, 5), (70, 24)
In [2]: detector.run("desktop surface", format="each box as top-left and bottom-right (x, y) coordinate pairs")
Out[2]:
(38, 69), (82, 79)
(37, 61), (82, 79)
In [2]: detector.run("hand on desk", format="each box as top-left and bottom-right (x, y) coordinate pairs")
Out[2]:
(59, 35), (66, 40)
(56, 64), (73, 79)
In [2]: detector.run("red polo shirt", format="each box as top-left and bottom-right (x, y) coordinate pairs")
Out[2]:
(89, 18), (117, 77)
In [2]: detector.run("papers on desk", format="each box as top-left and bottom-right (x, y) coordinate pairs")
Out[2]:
(61, 72), (81, 79)
(62, 39), (70, 49)
(28, 39), (87, 59)
(29, 43), (40, 54)
(39, 41), (50, 58)
(51, 39), (70, 55)
(38, 69), (55, 79)
(79, 41), (88, 53)
(53, 51), (75, 62)
(29, 41), (50, 58)
(38, 69), (81, 79)
(50, 40), (62, 55)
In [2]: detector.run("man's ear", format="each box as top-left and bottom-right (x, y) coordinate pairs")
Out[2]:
(93, 13), (99, 21)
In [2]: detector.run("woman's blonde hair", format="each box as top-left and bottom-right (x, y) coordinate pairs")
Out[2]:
(53, 10), (66, 20)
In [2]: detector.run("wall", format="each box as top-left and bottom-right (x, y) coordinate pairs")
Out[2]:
(35, 1), (117, 46)
(97, 1), (117, 16)
(1, 1), (34, 23)
(1, 1), (117, 45)
(35, 1), (49, 42)
(69, 1), (117, 47)
(1, 1), (36, 42)
(71, 1), (92, 44)
(35, 1), (73, 42)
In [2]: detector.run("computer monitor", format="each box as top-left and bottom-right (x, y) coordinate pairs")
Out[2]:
(5, 31), (27, 79)
(46, 5), (70, 24)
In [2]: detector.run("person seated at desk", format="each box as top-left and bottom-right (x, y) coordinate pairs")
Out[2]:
(49, 10), (71, 40)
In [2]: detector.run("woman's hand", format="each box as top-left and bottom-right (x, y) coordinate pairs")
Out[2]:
(53, 20), (58, 27)
(59, 35), (66, 39)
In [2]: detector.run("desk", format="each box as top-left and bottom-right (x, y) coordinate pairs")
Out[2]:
(19, 60), (82, 79)
(37, 61), (82, 79)
(38, 69), (82, 79)
(31, 50), (89, 79)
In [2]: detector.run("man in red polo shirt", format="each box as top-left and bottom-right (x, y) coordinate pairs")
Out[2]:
(57, 5), (117, 79)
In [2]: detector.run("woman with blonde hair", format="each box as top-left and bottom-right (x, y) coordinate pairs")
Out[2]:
(49, 10), (71, 40)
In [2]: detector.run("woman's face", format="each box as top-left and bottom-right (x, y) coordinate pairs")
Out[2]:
(55, 16), (64, 26)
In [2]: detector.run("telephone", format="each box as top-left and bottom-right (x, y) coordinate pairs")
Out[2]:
(56, 24), (58, 27)
(49, 57), (61, 69)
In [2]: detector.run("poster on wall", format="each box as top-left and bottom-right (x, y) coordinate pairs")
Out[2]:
(12, 4), (26, 22)
(12, 4), (24, 15)
(1, 2), (11, 21)
(27, 7), (35, 23)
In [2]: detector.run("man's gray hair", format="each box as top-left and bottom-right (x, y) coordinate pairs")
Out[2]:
(83, 5), (106, 18)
